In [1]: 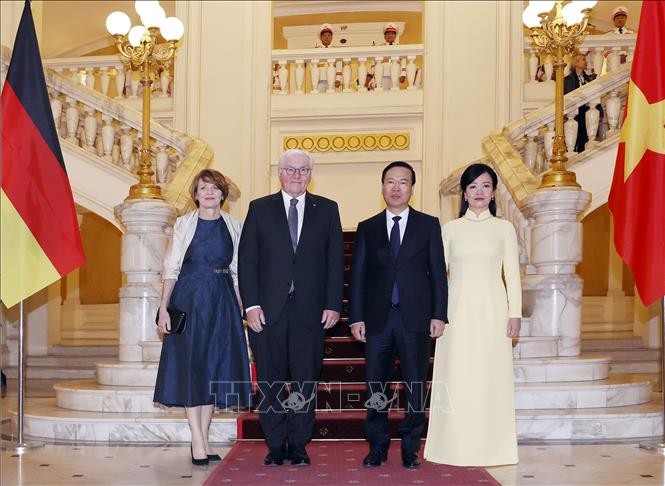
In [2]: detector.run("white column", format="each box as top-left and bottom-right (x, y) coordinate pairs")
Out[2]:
(115, 200), (176, 361)
(523, 188), (591, 356)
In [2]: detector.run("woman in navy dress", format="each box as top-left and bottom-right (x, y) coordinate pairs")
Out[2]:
(154, 169), (251, 466)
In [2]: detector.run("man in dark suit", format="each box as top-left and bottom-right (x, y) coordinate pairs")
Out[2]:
(239, 149), (344, 467)
(350, 161), (447, 469)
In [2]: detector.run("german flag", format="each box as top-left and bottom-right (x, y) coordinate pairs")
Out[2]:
(1, 1), (85, 309)
(608, 0), (665, 306)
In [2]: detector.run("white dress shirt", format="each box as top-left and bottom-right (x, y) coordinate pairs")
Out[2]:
(386, 207), (409, 244)
(281, 190), (306, 242)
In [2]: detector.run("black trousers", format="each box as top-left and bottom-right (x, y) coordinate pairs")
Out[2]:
(364, 308), (431, 454)
(248, 296), (325, 450)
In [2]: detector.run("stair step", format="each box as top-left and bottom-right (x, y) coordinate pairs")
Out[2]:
(610, 360), (661, 374)
(580, 331), (636, 339)
(4, 366), (96, 380)
(512, 336), (559, 358)
(17, 355), (106, 367)
(48, 345), (118, 357)
(582, 322), (634, 332)
(584, 349), (661, 361)
(581, 337), (644, 350)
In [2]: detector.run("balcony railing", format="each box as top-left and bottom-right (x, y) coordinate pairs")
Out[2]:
(271, 44), (424, 95)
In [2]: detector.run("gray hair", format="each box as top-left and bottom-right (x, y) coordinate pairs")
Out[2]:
(278, 149), (315, 168)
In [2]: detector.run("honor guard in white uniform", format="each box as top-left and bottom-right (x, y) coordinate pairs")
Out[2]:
(367, 23), (407, 91)
(314, 24), (342, 93)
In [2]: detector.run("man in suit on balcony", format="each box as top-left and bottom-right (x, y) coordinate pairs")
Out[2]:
(239, 149), (344, 467)
(349, 161), (447, 469)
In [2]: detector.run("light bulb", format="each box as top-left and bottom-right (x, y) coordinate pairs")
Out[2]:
(106, 11), (131, 36)
(528, 1), (555, 15)
(561, 3), (585, 25)
(160, 17), (184, 41)
(141, 5), (166, 28)
(128, 25), (147, 47)
(135, 1), (159, 17)
(522, 6), (542, 28)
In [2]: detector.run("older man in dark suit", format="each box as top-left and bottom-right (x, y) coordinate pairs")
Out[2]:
(239, 149), (344, 467)
(350, 161), (447, 469)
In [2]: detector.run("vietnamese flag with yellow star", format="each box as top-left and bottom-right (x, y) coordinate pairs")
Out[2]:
(608, 0), (665, 306)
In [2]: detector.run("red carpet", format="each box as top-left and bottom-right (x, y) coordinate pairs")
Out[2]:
(204, 440), (501, 485)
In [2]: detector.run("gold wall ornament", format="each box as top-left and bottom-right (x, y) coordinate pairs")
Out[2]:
(283, 132), (410, 153)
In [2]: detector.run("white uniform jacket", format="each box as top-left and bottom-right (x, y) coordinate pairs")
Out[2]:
(162, 209), (242, 286)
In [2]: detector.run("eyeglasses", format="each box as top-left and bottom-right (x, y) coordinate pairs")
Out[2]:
(281, 166), (312, 176)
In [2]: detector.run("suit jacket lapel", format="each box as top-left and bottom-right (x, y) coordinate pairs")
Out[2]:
(271, 192), (295, 254)
(396, 208), (420, 266)
(296, 192), (316, 254)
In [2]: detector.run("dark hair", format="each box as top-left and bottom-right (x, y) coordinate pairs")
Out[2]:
(381, 161), (416, 184)
(189, 169), (229, 207)
(458, 163), (498, 217)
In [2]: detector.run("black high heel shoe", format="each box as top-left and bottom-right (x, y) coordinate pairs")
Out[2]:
(207, 454), (222, 461)
(191, 445), (209, 466)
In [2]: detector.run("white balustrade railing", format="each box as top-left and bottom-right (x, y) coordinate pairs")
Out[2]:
(1, 44), (217, 213)
(523, 33), (636, 84)
(43, 54), (174, 100)
(271, 44), (424, 95)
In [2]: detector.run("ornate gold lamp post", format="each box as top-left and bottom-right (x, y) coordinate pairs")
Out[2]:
(105, 1), (184, 199)
(522, 0), (597, 188)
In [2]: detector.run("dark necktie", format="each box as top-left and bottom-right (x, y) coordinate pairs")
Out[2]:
(389, 216), (402, 305)
(288, 198), (298, 252)
(619, 27), (623, 33)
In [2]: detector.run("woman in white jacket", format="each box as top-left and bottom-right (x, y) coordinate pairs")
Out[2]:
(154, 169), (251, 466)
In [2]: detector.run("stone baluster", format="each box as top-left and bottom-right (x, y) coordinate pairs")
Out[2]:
(607, 47), (621, 72)
(130, 74), (140, 99)
(342, 58), (352, 92)
(593, 47), (604, 77)
(155, 144), (170, 185)
(528, 50), (538, 82)
(543, 122), (555, 162)
(119, 125), (134, 171)
(278, 61), (288, 94)
(357, 57), (368, 92)
(626, 44), (635, 64)
(524, 132), (539, 173)
(112, 138), (121, 166)
(295, 60), (305, 94)
(49, 89), (63, 136)
(95, 126), (104, 157)
(564, 108), (578, 157)
(389, 56), (400, 91)
(544, 60), (554, 82)
(115, 66), (126, 99)
(406, 56), (417, 90)
(374, 56), (384, 91)
(100, 67), (111, 96)
(101, 115), (115, 161)
(159, 67), (170, 98)
(605, 90), (621, 135)
(584, 98), (600, 149)
(70, 68), (81, 84)
(326, 58), (336, 93)
(115, 199), (177, 362)
(83, 107), (98, 153)
(85, 68), (95, 90)
(64, 97), (80, 142)
(310, 58), (320, 94)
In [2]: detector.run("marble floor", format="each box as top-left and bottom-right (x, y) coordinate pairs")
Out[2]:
(1, 380), (664, 485)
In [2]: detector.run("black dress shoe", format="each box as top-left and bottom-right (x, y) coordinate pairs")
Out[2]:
(401, 452), (421, 469)
(363, 448), (388, 467)
(289, 448), (311, 466)
(190, 445), (209, 466)
(207, 454), (222, 461)
(264, 447), (286, 466)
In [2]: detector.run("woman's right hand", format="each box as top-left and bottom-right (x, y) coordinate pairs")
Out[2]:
(157, 307), (171, 334)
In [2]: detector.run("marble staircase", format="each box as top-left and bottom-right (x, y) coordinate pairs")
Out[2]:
(4, 345), (116, 380)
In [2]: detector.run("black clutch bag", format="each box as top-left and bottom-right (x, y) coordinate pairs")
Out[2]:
(156, 307), (187, 334)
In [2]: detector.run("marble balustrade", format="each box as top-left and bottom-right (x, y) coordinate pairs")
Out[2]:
(43, 55), (174, 100)
(271, 44), (424, 95)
